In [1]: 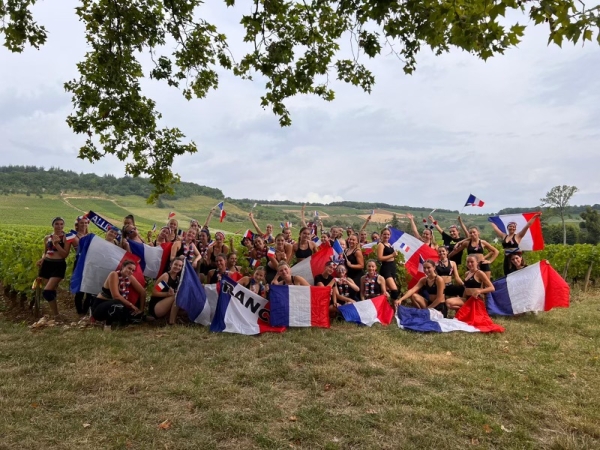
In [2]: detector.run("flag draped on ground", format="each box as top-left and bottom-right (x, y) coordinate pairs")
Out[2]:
(127, 241), (172, 278)
(397, 297), (505, 333)
(486, 261), (569, 315)
(70, 234), (145, 304)
(269, 285), (331, 328)
(209, 275), (285, 334)
(175, 260), (207, 323)
(338, 295), (394, 327)
(487, 212), (544, 251)
(291, 242), (334, 285)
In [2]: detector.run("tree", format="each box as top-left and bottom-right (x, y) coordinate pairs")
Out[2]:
(580, 207), (600, 244)
(2, 1), (599, 199)
(390, 214), (400, 229)
(540, 185), (579, 245)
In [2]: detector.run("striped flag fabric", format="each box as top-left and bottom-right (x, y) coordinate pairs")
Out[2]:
(338, 295), (394, 327)
(175, 260), (207, 323)
(194, 284), (219, 326)
(243, 229), (255, 240)
(155, 280), (168, 292)
(217, 201), (226, 222)
(397, 297), (505, 333)
(65, 231), (77, 242)
(291, 242), (334, 284)
(465, 194), (485, 207)
(70, 234), (146, 305)
(249, 258), (261, 268)
(388, 227), (438, 278)
(168, 211), (176, 219)
(269, 285), (331, 328)
(267, 247), (276, 258)
(210, 275), (285, 335)
(487, 212), (544, 251)
(127, 240), (173, 278)
(486, 261), (569, 315)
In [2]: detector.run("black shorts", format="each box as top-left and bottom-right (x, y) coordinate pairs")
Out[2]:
(39, 258), (67, 279)
(444, 284), (465, 298)
(379, 262), (396, 279)
(148, 296), (162, 319)
(478, 262), (491, 272)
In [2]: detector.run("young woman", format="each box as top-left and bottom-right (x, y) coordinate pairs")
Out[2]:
(237, 267), (267, 298)
(207, 254), (230, 284)
(196, 228), (212, 280)
(282, 227), (295, 245)
(314, 261), (336, 287)
(170, 228), (201, 268)
(71, 215), (91, 315)
(105, 225), (129, 251)
(507, 250), (527, 275)
(333, 264), (360, 304)
(394, 260), (447, 316)
(376, 228), (400, 302)
(292, 227), (318, 263)
(445, 255), (495, 310)
(371, 232), (380, 243)
(167, 218), (180, 243)
(359, 230), (368, 247)
(489, 212), (541, 276)
(150, 226), (170, 247)
(344, 234), (365, 287)
(226, 252), (243, 280)
(436, 246), (464, 298)
(361, 260), (387, 300)
(407, 213), (438, 249)
(248, 212), (275, 244)
(250, 235), (269, 261)
(148, 256), (184, 324)
(123, 223), (145, 245)
(449, 227), (499, 280)
(36, 217), (72, 318)
(206, 232), (229, 270)
(430, 215), (469, 266)
(266, 233), (293, 283)
(271, 261), (310, 286)
(91, 260), (145, 327)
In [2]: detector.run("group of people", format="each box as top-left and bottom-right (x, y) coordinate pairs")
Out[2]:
(36, 205), (541, 327)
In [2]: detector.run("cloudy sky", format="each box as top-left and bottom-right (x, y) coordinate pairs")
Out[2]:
(0, 1), (598, 212)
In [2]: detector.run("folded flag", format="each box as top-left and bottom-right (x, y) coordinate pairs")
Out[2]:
(338, 295), (394, 327)
(175, 260), (207, 322)
(210, 275), (285, 334)
(70, 234), (145, 305)
(127, 240), (173, 278)
(269, 285), (331, 328)
(465, 194), (485, 207)
(155, 280), (169, 292)
(397, 297), (505, 333)
(217, 201), (226, 223)
(486, 261), (569, 315)
(291, 242), (334, 284)
(487, 212), (544, 251)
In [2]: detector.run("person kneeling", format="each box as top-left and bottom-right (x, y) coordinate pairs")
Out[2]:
(91, 260), (145, 328)
(149, 256), (184, 325)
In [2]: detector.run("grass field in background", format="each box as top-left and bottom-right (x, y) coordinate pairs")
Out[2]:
(0, 290), (598, 449)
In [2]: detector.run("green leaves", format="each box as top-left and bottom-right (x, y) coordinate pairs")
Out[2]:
(0, 0), (47, 52)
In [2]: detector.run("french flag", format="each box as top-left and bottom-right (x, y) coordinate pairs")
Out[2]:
(487, 212), (544, 251)
(465, 194), (485, 207)
(127, 240), (173, 278)
(217, 201), (226, 222)
(267, 247), (276, 258)
(243, 229), (254, 240)
(407, 255), (426, 289)
(311, 235), (322, 246)
(269, 285), (331, 328)
(70, 234), (145, 305)
(338, 295), (394, 327)
(210, 275), (285, 335)
(397, 297), (505, 333)
(175, 260), (208, 323)
(249, 258), (261, 268)
(291, 242), (334, 284)
(65, 231), (77, 242)
(388, 227), (438, 278)
(486, 261), (569, 315)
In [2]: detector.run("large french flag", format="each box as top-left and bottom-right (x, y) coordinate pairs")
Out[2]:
(70, 234), (145, 304)
(210, 275), (285, 335)
(487, 212), (544, 251)
(397, 297), (505, 333)
(486, 261), (569, 315)
(269, 285), (331, 328)
(127, 240), (173, 278)
(175, 260), (208, 323)
(388, 227), (439, 278)
(291, 243), (334, 285)
(338, 295), (394, 327)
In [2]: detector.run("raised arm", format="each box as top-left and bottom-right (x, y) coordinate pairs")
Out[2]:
(447, 239), (468, 259)
(488, 221), (506, 239)
(203, 207), (216, 228)
(248, 212), (264, 235)
(457, 216), (469, 237)
(359, 214), (372, 233)
(516, 212), (542, 240)
(406, 213), (420, 239)
(429, 215), (444, 235)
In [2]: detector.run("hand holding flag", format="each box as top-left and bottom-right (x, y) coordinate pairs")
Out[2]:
(217, 201), (227, 223)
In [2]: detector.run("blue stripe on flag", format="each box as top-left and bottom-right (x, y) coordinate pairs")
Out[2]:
(388, 227), (404, 245)
(127, 240), (147, 272)
(176, 260), (206, 321)
(268, 286), (290, 327)
(209, 288), (232, 332)
(338, 303), (362, 325)
(485, 277), (514, 315)
(398, 306), (443, 332)
(70, 234), (95, 293)
(488, 216), (507, 234)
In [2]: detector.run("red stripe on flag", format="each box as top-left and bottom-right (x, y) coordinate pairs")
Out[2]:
(159, 242), (173, 275)
(522, 212), (545, 251)
(540, 260), (570, 311)
(455, 297), (504, 333)
(309, 286), (331, 328)
(258, 301), (286, 333)
(372, 295), (394, 326)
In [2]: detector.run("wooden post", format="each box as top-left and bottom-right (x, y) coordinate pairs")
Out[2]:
(584, 261), (594, 292)
(562, 257), (571, 281)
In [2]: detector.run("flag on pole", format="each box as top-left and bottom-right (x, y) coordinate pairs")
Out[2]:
(217, 202), (226, 222)
(168, 211), (176, 219)
(486, 261), (569, 315)
(338, 295), (394, 327)
(152, 223), (156, 233)
(243, 229), (255, 240)
(487, 213), (544, 251)
(465, 194), (485, 207)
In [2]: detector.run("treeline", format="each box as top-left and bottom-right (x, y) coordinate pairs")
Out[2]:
(0, 166), (223, 200)
(498, 205), (600, 215)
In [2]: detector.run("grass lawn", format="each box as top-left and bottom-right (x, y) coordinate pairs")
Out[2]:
(1, 291), (599, 449)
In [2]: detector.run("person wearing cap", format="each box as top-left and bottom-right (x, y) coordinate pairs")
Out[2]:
(489, 212), (541, 276)
(36, 217), (72, 318)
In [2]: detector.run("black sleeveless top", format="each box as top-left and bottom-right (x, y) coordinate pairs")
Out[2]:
(467, 240), (484, 255)
(464, 272), (482, 289)
(363, 275), (381, 299)
(435, 260), (453, 277)
(424, 277), (439, 295)
(295, 244), (312, 259)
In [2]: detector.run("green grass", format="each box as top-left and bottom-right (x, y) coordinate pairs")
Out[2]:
(0, 291), (598, 449)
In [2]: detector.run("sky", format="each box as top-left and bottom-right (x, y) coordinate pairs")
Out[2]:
(0, 1), (598, 213)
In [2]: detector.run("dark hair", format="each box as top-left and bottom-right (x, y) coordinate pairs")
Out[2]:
(423, 259), (436, 268)
(121, 260), (136, 269)
(173, 256), (186, 264)
(124, 214), (136, 225)
(51, 217), (64, 226)
(215, 253), (227, 261)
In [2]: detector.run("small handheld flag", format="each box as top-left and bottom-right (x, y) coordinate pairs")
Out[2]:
(371, 210), (375, 215)
(267, 247), (276, 258)
(249, 258), (261, 268)
(65, 232), (77, 242)
(168, 211), (176, 220)
(243, 229), (255, 240)
(314, 211), (319, 217)
(217, 201), (226, 223)
(152, 223), (157, 233)
(465, 194), (485, 207)
(155, 280), (169, 292)
(252, 203), (257, 209)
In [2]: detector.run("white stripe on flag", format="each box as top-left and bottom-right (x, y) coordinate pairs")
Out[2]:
(507, 263), (545, 314)
(291, 258), (315, 285)
(352, 300), (378, 327)
(195, 284), (218, 326)
(80, 236), (126, 294)
(142, 244), (164, 278)
(287, 286), (312, 327)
